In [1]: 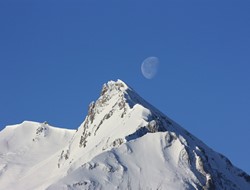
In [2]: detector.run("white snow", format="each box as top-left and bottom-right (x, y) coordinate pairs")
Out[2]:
(0, 79), (249, 190)
(0, 121), (75, 190)
(48, 132), (196, 190)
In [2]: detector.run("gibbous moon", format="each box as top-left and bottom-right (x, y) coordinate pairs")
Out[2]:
(141, 56), (159, 79)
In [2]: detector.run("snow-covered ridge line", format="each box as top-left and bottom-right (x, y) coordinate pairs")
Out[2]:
(0, 79), (249, 190)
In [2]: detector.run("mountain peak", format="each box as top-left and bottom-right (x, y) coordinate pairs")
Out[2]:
(89, 79), (130, 121)
(1, 79), (250, 190)
(99, 79), (128, 98)
(86, 79), (166, 137)
(99, 79), (152, 110)
(56, 80), (250, 189)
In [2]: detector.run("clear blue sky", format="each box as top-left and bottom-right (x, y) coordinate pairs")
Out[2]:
(1, 1), (250, 173)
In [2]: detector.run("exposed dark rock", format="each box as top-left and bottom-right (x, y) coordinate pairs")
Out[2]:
(239, 172), (250, 183)
(88, 102), (95, 124)
(112, 138), (124, 147)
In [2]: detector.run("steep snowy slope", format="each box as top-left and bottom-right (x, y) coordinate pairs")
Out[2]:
(1, 79), (250, 190)
(48, 80), (250, 190)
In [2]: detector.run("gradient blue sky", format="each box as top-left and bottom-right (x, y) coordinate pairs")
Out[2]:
(1, 1), (250, 173)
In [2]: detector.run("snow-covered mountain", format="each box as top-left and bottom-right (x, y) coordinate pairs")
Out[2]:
(0, 121), (75, 189)
(1, 79), (250, 190)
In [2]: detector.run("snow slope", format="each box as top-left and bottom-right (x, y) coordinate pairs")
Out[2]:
(0, 121), (75, 190)
(0, 79), (250, 190)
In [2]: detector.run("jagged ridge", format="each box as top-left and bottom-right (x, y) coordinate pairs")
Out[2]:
(0, 79), (249, 190)
(56, 79), (250, 190)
